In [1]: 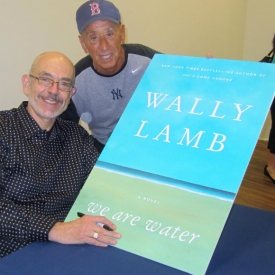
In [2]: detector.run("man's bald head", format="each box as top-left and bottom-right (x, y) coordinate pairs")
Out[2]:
(29, 52), (75, 85)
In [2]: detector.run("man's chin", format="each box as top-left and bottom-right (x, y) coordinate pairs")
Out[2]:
(40, 107), (66, 120)
(28, 99), (68, 121)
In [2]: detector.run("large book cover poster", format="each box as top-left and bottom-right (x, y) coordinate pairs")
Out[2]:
(66, 55), (275, 275)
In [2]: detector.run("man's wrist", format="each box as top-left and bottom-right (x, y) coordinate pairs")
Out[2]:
(48, 222), (63, 242)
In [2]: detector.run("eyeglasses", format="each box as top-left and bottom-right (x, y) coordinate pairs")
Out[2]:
(29, 75), (74, 92)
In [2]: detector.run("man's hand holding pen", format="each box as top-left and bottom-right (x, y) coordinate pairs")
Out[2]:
(77, 212), (113, 231)
(48, 214), (121, 247)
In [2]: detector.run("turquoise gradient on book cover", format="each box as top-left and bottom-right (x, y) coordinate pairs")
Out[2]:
(66, 55), (275, 275)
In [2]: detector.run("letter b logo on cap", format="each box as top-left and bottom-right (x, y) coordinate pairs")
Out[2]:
(90, 2), (101, 15)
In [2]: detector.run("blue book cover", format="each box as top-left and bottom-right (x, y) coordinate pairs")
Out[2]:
(66, 55), (275, 275)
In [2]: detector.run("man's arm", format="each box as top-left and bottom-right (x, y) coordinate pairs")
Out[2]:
(0, 193), (57, 242)
(0, 193), (120, 247)
(1, 122), (54, 243)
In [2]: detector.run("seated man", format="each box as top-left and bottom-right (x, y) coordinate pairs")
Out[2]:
(61, 0), (160, 153)
(0, 52), (121, 258)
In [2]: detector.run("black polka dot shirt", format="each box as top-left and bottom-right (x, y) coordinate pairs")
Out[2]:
(0, 102), (98, 258)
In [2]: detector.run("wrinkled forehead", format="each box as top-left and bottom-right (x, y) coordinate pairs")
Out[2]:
(83, 20), (120, 34)
(33, 54), (75, 81)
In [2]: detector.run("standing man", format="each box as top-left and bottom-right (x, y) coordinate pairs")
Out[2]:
(0, 52), (121, 258)
(61, 0), (160, 152)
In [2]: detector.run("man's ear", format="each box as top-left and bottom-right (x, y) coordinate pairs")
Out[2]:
(78, 35), (88, 53)
(120, 24), (126, 44)
(70, 87), (77, 98)
(22, 74), (30, 96)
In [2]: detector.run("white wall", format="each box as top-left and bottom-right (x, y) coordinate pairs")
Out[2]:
(0, 0), (85, 111)
(114, 0), (247, 59)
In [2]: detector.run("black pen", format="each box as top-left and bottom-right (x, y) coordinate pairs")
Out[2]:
(77, 212), (113, 231)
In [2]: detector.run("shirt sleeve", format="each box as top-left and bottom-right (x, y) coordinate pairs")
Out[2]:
(0, 120), (58, 242)
(0, 198), (58, 242)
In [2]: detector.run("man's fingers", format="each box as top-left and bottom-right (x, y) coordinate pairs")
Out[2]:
(95, 225), (121, 239)
(85, 231), (118, 246)
(85, 236), (108, 247)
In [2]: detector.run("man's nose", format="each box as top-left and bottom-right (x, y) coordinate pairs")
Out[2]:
(48, 82), (59, 93)
(99, 36), (109, 51)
